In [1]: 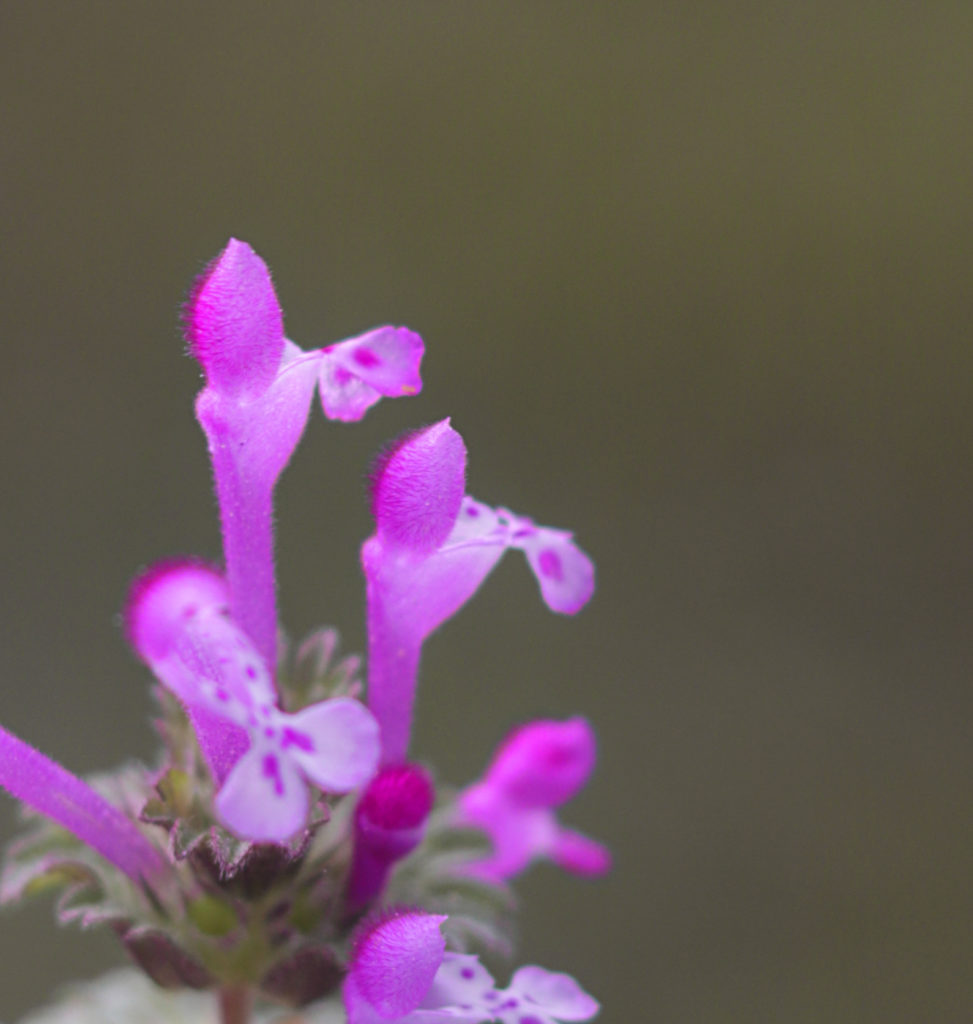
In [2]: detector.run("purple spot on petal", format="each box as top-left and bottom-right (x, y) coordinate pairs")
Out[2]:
(262, 754), (284, 795)
(352, 346), (381, 368)
(466, 505), (479, 517)
(485, 991), (500, 1001)
(538, 548), (564, 581)
(500, 998), (519, 1010)
(520, 1017), (544, 1024)
(245, 665), (257, 679)
(282, 728), (314, 753)
(460, 967), (475, 980)
(215, 688), (229, 702)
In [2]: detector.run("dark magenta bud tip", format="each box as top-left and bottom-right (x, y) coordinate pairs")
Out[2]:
(357, 763), (435, 831)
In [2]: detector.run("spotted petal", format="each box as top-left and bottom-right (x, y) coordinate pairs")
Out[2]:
(285, 698), (380, 792)
(215, 741), (309, 842)
(514, 528), (595, 615)
(507, 967), (600, 1022)
(319, 326), (424, 422)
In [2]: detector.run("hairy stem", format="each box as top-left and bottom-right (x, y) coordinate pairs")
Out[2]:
(219, 986), (253, 1024)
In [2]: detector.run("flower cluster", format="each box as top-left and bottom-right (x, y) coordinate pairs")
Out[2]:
(0, 240), (608, 1022)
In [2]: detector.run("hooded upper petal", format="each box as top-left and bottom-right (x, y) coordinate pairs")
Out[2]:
(185, 238), (285, 398)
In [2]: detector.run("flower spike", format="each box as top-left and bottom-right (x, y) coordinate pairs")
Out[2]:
(458, 718), (611, 881)
(344, 910), (600, 1024)
(186, 239), (424, 674)
(362, 421), (595, 763)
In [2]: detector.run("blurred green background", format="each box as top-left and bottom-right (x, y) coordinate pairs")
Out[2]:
(1, 3), (971, 1020)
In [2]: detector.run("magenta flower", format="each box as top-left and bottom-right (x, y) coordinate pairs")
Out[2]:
(186, 238), (423, 673)
(457, 718), (610, 881)
(344, 910), (600, 1024)
(126, 559), (380, 842)
(362, 420), (595, 763)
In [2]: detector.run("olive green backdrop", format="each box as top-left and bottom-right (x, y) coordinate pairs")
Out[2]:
(1, 3), (971, 1021)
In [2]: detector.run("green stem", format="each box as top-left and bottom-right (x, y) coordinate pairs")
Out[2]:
(219, 986), (253, 1024)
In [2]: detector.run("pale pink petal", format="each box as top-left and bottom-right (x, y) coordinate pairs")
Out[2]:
(508, 967), (600, 1021)
(319, 326), (424, 423)
(550, 829), (612, 877)
(184, 238), (285, 398)
(172, 606), (277, 709)
(216, 742), (309, 842)
(285, 697), (380, 792)
(425, 953), (496, 1007)
(516, 529), (595, 615)
(446, 497), (503, 545)
(318, 361), (384, 422)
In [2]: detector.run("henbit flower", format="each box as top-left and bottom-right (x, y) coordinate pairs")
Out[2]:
(343, 909), (600, 1024)
(362, 420), (595, 764)
(0, 727), (167, 886)
(345, 762), (435, 915)
(126, 559), (380, 842)
(185, 238), (423, 675)
(457, 718), (611, 882)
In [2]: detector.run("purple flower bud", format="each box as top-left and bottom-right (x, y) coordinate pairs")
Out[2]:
(346, 763), (434, 914)
(343, 910), (600, 1024)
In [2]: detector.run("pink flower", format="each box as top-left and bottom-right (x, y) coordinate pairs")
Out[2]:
(344, 910), (600, 1024)
(126, 559), (380, 842)
(185, 238), (423, 673)
(362, 420), (595, 763)
(458, 718), (610, 881)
